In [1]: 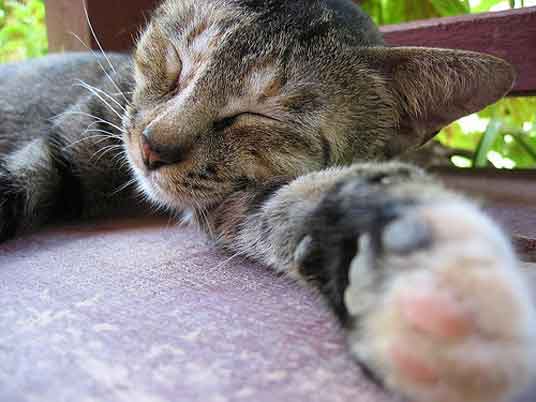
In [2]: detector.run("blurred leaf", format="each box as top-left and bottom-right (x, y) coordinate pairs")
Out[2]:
(0, 0), (47, 63)
(510, 132), (536, 162)
(429, 0), (469, 16)
(474, 119), (501, 167)
(472, 0), (506, 12)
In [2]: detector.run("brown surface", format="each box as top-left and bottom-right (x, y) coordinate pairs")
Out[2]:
(0, 218), (390, 402)
(45, 0), (159, 52)
(436, 168), (536, 208)
(1, 216), (535, 402)
(381, 7), (536, 96)
(45, 0), (90, 53)
(85, 0), (159, 52)
(437, 168), (536, 262)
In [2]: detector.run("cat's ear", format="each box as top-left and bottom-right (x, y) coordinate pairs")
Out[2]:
(362, 47), (515, 156)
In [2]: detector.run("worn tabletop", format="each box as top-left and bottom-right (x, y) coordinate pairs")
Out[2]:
(1, 212), (535, 402)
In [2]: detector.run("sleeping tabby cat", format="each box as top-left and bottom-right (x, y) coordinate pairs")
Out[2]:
(1, 0), (534, 401)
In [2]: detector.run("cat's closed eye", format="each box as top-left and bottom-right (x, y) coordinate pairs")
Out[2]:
(213, 115), (239, 131)
(135, 42), (183, 96)
(213, 113), (280, 131)
(164, 44), (182, 92)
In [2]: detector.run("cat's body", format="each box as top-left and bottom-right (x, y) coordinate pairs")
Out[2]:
(0, 53), (135, 231)
(1, 1), (535, 401)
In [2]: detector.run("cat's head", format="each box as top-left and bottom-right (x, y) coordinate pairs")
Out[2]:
(123, 0), (514, 210)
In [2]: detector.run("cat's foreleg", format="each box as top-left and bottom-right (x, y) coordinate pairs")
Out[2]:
(0, 138), (68, 241)
(0, 109), (130, 242)
(209, 162), (536, 402)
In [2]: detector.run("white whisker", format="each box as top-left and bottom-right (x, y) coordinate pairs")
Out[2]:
(196, 203), (215, 239)
(111, 177), (138, 196)
(56, 110), (126, 133)
(211, 251), (244, 272)
(76, 79), (127, 114)
(74, 82), (123, 120)
(70, 30), (129, 105)
(82, 128), (122, 139)
(83, 4), (118, 77)
(110, 149), (129, 165)
(117, 158), (134, 172)
(91, 144), (124, 163)
(80, 120), (122, 138)
(63, 133), (119, 151)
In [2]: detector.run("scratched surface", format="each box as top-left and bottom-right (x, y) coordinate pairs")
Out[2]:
(0, 218), (534, 402)
(0, 219), (389, 402)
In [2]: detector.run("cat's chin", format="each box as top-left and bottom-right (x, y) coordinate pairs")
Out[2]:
(133, 167), (222, 213)
(126, 155), (185, 210)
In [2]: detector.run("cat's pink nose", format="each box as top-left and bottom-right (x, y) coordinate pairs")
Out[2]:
(141, 140), (164, 170)
(141, 128), (187, 170)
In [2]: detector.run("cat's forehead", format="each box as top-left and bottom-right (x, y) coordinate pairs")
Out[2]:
(139, 2), (290, 101)
(152, 1), (252, 75)
(156, 0), (237, 39)
(135, 0), (372, 118)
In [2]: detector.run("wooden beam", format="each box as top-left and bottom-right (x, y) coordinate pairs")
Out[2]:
(44, 0), (90, 52)
(85, 0), (159, 52)
(380, 7), (536, 96)
(435, 167), (536, 261)
(45, 0), (159, 53)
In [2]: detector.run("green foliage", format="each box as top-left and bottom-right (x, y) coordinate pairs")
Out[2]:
(0, 0), (47, 62)
(437, 97), (536, 169)
(361, 0), (469, 25)
(361, 0), (536, 169)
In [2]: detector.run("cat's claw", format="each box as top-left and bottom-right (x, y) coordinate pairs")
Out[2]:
(346, 201), (536, 402)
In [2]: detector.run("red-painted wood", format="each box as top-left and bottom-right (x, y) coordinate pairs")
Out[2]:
(381, 7), (536, 96)
(435, 167), (536, 261)
(85, 0), (160, 52)
(45, 0), (90, 52)
(45, 0), (159, 52)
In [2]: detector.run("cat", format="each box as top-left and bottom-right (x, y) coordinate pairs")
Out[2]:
(1, 1), (535, 401)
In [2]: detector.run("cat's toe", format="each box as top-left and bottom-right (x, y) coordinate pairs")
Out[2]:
(347, 201), (536, 402)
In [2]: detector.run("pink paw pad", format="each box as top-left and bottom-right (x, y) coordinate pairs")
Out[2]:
(390, 344), (439, 384)
(400, 291), (473, 339)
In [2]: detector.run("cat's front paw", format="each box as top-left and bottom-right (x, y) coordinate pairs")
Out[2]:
(345, 200), (536, 402)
